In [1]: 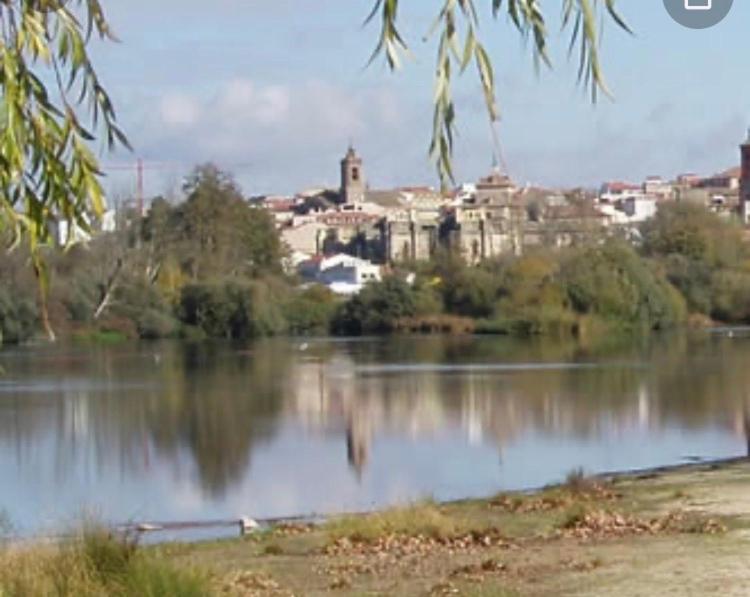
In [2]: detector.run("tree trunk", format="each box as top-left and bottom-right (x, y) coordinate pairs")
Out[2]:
(34, 263), (56, 343)
(94, 257), (124, 320)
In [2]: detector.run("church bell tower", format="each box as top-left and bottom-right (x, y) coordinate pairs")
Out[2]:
(341, 146), (365, 205)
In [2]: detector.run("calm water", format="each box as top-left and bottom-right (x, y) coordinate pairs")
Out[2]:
(1, 332), (749, 537)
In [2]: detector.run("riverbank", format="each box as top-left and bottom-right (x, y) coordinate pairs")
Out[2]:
(127, 459), (750, 596)
(4, 459), (750, 595)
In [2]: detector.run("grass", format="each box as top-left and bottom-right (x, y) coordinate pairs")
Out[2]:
(6, 461), (750, 596)
(0, 527), (209, 596)
(563, 467), (597, 494)
(324, 501), (466, 543)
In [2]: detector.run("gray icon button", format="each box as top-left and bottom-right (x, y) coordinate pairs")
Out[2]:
(664, 0), (733, 28)
(685, 0), (711, 10)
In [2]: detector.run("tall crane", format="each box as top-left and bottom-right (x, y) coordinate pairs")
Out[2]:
(102, 159), (179, 216)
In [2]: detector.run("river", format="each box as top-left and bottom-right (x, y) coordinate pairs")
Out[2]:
(0, 331), (748, 538)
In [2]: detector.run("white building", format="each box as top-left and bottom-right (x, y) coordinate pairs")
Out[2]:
(298, 254), (382, 296)
(50, 208), (117, 246)
(598, 195), (657, 225)
(599, 181), (642, 204)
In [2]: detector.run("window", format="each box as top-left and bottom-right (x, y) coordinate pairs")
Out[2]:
(352, 167), (360, 181)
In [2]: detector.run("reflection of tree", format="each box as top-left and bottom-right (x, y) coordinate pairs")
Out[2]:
(287, 332), (750, 476)
(6, 332), (750, 498)
(143, 340), (289, 497)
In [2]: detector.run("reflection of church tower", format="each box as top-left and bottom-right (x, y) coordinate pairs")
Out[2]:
(741, 130), (750, 224)
(346, 414), (370, 480)
(341, 146), (365, 205)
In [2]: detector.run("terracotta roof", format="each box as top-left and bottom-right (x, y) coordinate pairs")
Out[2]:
(602, 181), (640, 192)
(716, 166), (741, 178)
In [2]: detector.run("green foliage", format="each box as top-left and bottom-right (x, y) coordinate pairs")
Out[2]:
(284, 285), (338, 336)
(332, 276), (417, 335)
(710, 270), (750, 323)
(0, 1), (128, 252)
(492, 252), (572, 334)
(179, 278), (288, 340)
(333, 242), (693, 338)
(642, 203), (747, 268)
(660, 254), (713, 315)
(441, 266), (499, 318)
(642, 203), (750, 322)
(0, 1), (129, 341)
(412, 283), (444, 317)
(166, 164), (283, 281)
(137, 309), (179, 340)
(561, 242), (686, 331)
(0, 288), (38, 345)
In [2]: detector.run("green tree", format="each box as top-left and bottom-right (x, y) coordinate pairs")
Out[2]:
(642, 203), (746, 268)
(561, 242), (686, 331)
(175, 164), (283, 280)
(0, 1), (128, 340)
(332, 277), (417, 335)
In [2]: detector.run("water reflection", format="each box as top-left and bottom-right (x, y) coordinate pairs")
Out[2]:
(0, 332), (749, 534)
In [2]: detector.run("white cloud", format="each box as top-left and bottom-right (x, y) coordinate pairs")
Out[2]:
(135, 77), (415, 194)
(159, 93), (201, 128)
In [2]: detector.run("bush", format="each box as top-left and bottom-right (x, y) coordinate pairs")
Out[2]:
(284, 285), (337, 335)
(332, 277), (417, 335)
(178, 278), (288, 339)
(710, 270), (750, 322)
(641, 202), (747, 268)
(137, 309), (180, 339)
(662, 253), (713, 315)
(0, 288), (38, 345)
(440, 267), (499, 318)
(561, 242), (686, 331)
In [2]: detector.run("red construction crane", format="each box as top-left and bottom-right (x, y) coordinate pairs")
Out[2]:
(102, 159), (178, 216)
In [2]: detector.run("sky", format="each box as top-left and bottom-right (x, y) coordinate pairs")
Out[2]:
(89, 0), (750, 199)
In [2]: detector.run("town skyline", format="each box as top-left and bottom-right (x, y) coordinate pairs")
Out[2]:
(95, 1), (750, 198)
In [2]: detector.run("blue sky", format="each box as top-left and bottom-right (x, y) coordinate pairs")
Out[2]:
(91, 1), (750, 198)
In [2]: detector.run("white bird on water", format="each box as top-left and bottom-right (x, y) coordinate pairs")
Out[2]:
(299, 342), (309, 352)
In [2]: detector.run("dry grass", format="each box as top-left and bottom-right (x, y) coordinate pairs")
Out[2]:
(324, 501), (465, 544)
(0, 527), (209, 596)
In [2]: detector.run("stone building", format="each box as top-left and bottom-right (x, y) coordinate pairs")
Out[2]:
(281, 146), (612, 265)
(385, 208), (442, 262)
(441, 170), (525, 264)
(341, 146), (365, 205)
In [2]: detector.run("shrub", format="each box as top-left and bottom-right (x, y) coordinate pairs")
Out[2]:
(641, 202), (747, 268)
(178, 278), (288, 339)
(332, 276), (417, 335)
(561, 242), (686, 331)
(137, 309), (180, 339)
(0, 288), (38, 345)
(710, 270), (750, 322)
(440, 267), (499, 318)
(284, 285), (337, 335)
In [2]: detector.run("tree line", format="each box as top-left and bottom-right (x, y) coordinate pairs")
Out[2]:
(1, 164), (749, 346)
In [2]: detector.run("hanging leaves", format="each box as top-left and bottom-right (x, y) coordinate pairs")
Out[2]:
(367, 0), (631, 188)
(0, 0), (129, 339)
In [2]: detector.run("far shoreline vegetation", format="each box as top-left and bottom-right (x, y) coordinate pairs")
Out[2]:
(2, 164), (749, 348)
